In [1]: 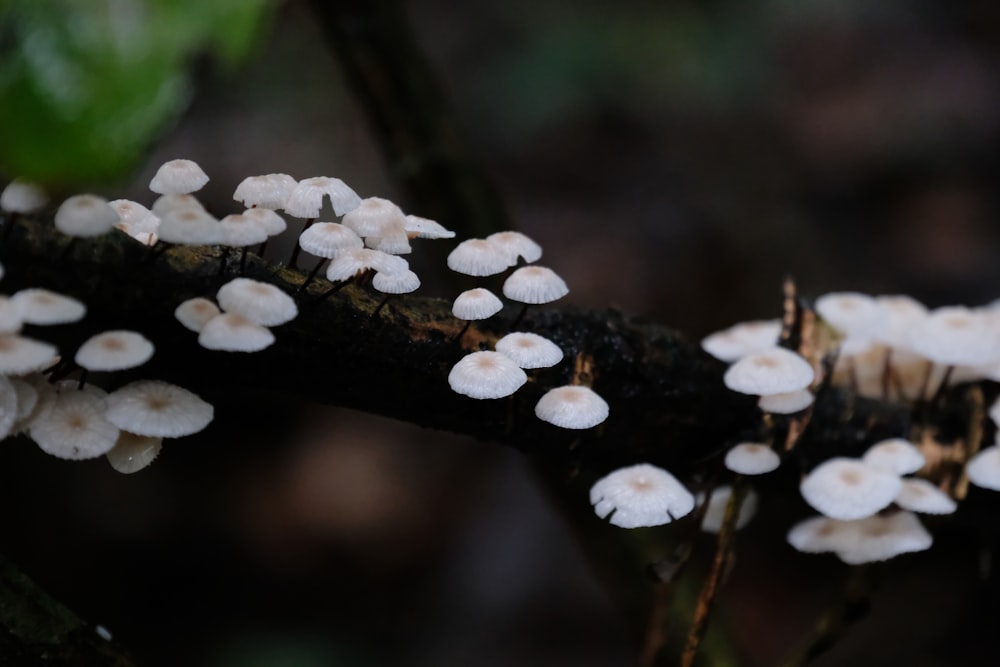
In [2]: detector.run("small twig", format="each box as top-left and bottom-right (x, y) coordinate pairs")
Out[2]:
(680, 478), (748, 667)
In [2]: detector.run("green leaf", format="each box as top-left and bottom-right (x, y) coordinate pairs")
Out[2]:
(0, 0), (274, 186)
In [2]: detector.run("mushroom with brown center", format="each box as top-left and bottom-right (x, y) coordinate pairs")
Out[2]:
(590, 463), (695, 528)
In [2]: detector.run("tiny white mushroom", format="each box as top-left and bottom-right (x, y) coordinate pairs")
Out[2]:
(174, 298), (221, 333)
(217, 278), (297, 327)
(701, 319), (782, 363)
(106, 431), (163, 474)
(283, 176), (361, 218)
(403, 215), (454, 239)
(757, 389), (815, 414)
(590, 463), (695, 528)
(198, 313), (275, 352)
(486, 231), (542, 264)
(452, 288), (503, 321)
(447, 239), (511, 277)
(862, 438), (925, 475)
(724, 442), (780, 475)
(74, 330), (154, 372)
(502, 266), (570, 304)
(700, 486), (759, 534)
(54, 194), (119, 238)
(835, 511), (932, 564)
(157, 209), (224, 245)
(894, 478), (957, 515)
(723, 347), (815, 396)
(0, 334), (59, 374)
(12, 288), (85, 325)
(448, 351), (527, 399)
(149, 159), (209, 194)
(233, 173), (297, 210)
(105, 380), (214, 438)
(535, 385), (609, 429)
(1, 179), (48, 213)
(494, 332), (564, 369)
(30, 388), (119, 460)
(799, 457), (902, 520)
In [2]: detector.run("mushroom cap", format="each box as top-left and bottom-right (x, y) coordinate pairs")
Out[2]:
(723, 347), (815, 396)
(149, 159), (209, 194)
(157, 209), (224, 245)
(283, 176), (361, 218)
(486, 231), (542, 263)
(452, 288), (503, 320)
(233, 173), (297, 209)
(590, 463), (695, 528)
(907, 306), (1000, 366)
(835, 511), (932, 564)
(151, 193), (205, 218)
(700, 486), (759, 534)
(447, 239), (511, 277)
(298, 222), (363, 258)
(365, 228), (412, 255)
(873, 295), (927, 349)
(966, 445), (1000, 491)
(372, 269), (420, 295)
(325, 248), (408, 282)
(10, 377), (39, 423)
(217, 278), (297, 327)
(535, 385), (609, 429)
(74, 330), (154, 372)
(105, 380), (214, 438)
(862, 438), (925, 475)
(109, 199), (160, 244)
(724, 442), (781, 475)
(54, 194), (119, 238)
(106, 431), (163, 474)
(701, 319), (782, 363)
(174, 297), (221, 333)
(342, 196), (407, 238)
(799, 457), (902, 520)
(757, 389), (815, 414)
(1, 179), (48, 213)
(494, 332), (564, 369)
(0, 334), (59, 374)
(12, 288), (85, 325)
(502, 266), (569, 304)
(220, 214), (269, 247)
(786, 515), (859, 554)
(198, 312), (275, 352)
(448, 351), (527, 399)
(30, 388), (119, 460)
(894, 478), (957, 515)
(403, 215), (455, 239)
(242, 208), (287, 236)
(815, 292), (883, 337)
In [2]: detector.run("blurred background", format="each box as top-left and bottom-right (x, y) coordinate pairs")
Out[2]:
(2, 0), (1000, 664)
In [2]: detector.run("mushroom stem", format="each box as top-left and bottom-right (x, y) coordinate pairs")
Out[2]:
(58, 238), (77, 262)
(930, 364), (955, 407)
(510, 303), (530, 330)
(217, 246), (230, 275)
(452, 320), (472, 344)
(287, 218), (316, 269)
(77, 369), (89, 390)
(239, 247), (250, 275)
(372, 295), (392, 317)
(256, 239), (269, 258)
(296, 259), (328, 295)
(312, 278), (352, 303)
